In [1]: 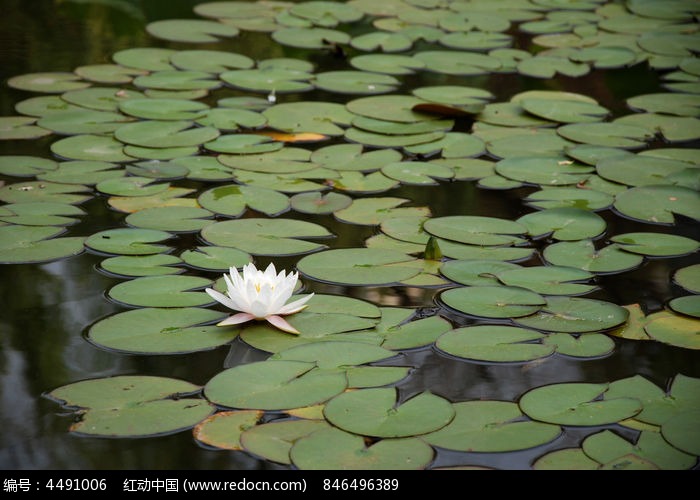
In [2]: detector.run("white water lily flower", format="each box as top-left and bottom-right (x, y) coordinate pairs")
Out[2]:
(205, 262), (313, 334)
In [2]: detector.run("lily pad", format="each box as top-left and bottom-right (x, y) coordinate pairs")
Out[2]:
(239, 419), (330, 464)
(524, 187), (613, 211)
(50, 134), (133, 162)
(311, 143), (402, 172)
(495, 156), (593, 186)
(126, 206), (213, 232)
(290, 192), (352, 214)
(314, 71), (400, 94)
(436, 325), (553, 363)
(115, 120), (220, 149)
(424, 215), (527, 246)
(107, 275), (212, 308)
(613, 185), (700, 224)
(520, 99), (609, 123)
(380, 315), (453, 351)
(413, 50), (502, 75)
(674, 264), (700, 293)
(0, 202), (84, 226)
(193, 410), (264, 451)
(543, 239), (644, 274)
(440, 285), (546, 319)
(96, 176), (169, 197)
(271, 27), (350, 49)
(220, 68), (314, 94)
(119, 99), (209, 121)
(517, 207), (606, 241)
(37, 160), (124, 186)
(74, 64), (148, 84)
(440, 259), (522, 287)
(514, 296), (629, 333)
(84, 228), (172, 255)
(146, 19), (239, 43)
(272, 341), (396, 369)
(99, 254), (183, 277)
(350, 33), (413, 53)
(519, 382), (642, 425)
(0, 116), (51, 140)
(263, 102), (354, 135)
(87, 306), (236, 354)
(112, 48), (176, 71)
(297, 248), (420, 286)
(324, 388), (454, 438)
(404, 133), (485, 158)
(7, 72), (90, 93)
(611, 232), (699, 257)
(200, 218), (331, 256)
(0, 155), (57, 177)
(542, 333), (615, 358)
(204, 360), (347, 410)
(662, 410), (700, 456)
(423, 400), (562, 452)
(198, 184), (289, 217)
(380, 161), (454, 185)
(644, 313), (700, 350)
(46, 375), (214, 437)
(496, 265), (596, 295)
(557, 122), (653, 148)
(179, 246), (251, 272)
(290, 427), (434, 470)
(0, 181), (91, 205)
(346, 95), (434, 123)
(0, 225), (84, 264)
(334, 197), (429, 225)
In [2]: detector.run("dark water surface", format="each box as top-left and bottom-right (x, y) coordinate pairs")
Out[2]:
(0, 0), (698, 470)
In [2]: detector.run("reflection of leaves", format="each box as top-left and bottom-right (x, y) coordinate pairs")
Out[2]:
(64, 0), (146, 23)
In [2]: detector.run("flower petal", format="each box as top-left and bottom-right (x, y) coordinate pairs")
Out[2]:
(206, 287), (238, 310)
(266, 315), (300, 334)
(217, 312), (255, 326)
(277, 293), (314, 315)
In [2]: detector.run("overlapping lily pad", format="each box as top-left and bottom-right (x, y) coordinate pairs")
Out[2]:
(0, 226), (85, 264)
(239, 419), (330, 464)
(514, 296), (629, 333)
(193, 410), (264, 452)
(46, 375), (214, 437)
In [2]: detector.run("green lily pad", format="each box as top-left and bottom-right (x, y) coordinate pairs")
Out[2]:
(74, 64), (148, 84)
(543, 239), (644, 274)
(314, 71), (400, 94)
(204, 360), (347, 410)
(297, 248), (420, 286)
(495, 156), (593, 186)
(96, 176), (169, 197)
(230, 170), (328, 194)
(198, 184), (289, 217)
(669, 295), (700, 318)
(132, 70), (220, 91)
(439, 31), (512, 51)
(644, 313), (700, 350)
(201, 218), (331, 256)
(613, 185), (700, 224)
(0, 202), (85, 226)
(119, 98), (209, 121)
(346, 366), (411, 388)
(290, 427), (434, 470)
(239, 419), (330, 464)
(205, 134), (284, 155)
(542, 333), (615, 358)
(112, 48), (176, 71)
(107, 275), (212, 308)
(46, 375), (214, 437)
(311, 143), (402, 172)
(85, 228), (172, 255)
(195, 108), (267, 131)
(290, 192), (352, 214)
(414, 50), (502, 75)
(334, 197), (429, 225)
(496, 266), (596, 295)
(517, 207), (606, 241)
(615, 113), (700, 143)
(0, 116), (51, 140)
(380, 161), (454, 185)
(582, 430), (696, 470)
(436, 325), (552, 363)
(0, 181), (91, 205)
(611, 232), (699, 257)
(518, 55), (590, 78)
(404, 133), (485, 159)
(570, 46), (639, 69)
(271, 27), (350, 49)
(519, 382), (642, 425)
(125, 206), (213, 232)
(488, 131), (577, 160)
(524, 187), (613, 211)
(37, 160), (124, 186)
(662, 410), (700, 456)
(380, 315), (452, 350)
(627, 93), (700, 117)
(674, 264), (700, 293)
(440, 285), (546, 319)
(557, 122), (654, 148)
(514, 296), (629, 333)
(14, 95), (83, 117)
(440, 259), (522, 286)
(532, 448), (600, 470)
(424, 215), (527, 246)
(263, 102), (354, 135)
(520, 99), (609, 123)
(220, 68), (313, 94)
(0, 155), (57, 177)
(87, 306), (236, 354)
(597, 155), (696, 188)
(107, 187), (198, 213)
(324, 388), (454, 438)
(346, 95), (434, 123)
(412, 85), (493, 112)
(289, 1), (363, 27)
(0, 225), (85, 264)
(7, 72), (90, 93)
(146, 19), (239, 43)
(272, 341), (396, 369)
(350, 33), (414, 53)
(36, 109), (133, 135)
(477, 102), (554, 127)
(50, 134), (132, 162)
(423, 400), (562, 452)
(179, 246), (251, 272)
(169, 49), (254, 72)
(115, 120), (220, 149)
(126, 161), (189, 181)
(100, 254), (183, 277)
(171, 156), (233, 181)
(349, 54), (423, 77)
(193, 410), (264, 451)
(345, 127), (445, 148)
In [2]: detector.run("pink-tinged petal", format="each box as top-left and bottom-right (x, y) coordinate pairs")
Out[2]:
(266, 315), (300, 335)
(217, 312), (255, 326)
(277, 293), (314, 315)
(206, 287), (238, 310)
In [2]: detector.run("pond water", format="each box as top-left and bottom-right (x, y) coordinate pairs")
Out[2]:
(1, 0), (699, 470)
